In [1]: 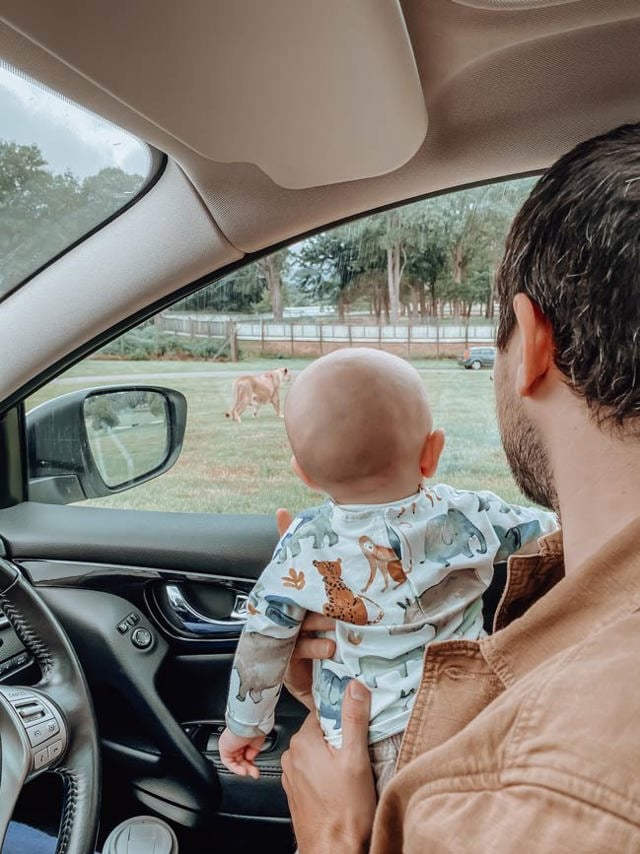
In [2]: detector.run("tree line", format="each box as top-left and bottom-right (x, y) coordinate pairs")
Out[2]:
(1, 140), (534, 322)
(182, 177), (535, 322)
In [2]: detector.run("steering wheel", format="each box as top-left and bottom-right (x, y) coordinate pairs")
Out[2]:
(0, 556), (100, 854)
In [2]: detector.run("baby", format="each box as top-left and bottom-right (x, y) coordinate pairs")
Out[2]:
(219, 348), (557, 792)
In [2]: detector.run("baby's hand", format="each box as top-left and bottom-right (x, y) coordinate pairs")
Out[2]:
(219, 728), (265, 779)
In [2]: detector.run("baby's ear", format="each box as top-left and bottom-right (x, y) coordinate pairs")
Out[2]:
(420, 429), (445, 478)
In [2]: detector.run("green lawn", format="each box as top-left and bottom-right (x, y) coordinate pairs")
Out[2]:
(26, 357), (531, 515)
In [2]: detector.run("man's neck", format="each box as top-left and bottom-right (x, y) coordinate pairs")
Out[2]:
(550, 419), (640, 576)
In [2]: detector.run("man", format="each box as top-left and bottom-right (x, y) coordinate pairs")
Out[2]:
(279, 122), (640, 851)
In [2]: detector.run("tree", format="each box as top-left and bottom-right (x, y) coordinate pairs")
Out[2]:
(0, 140), (143, 295)
(295, 217), (393, 319)
(412, 178), (535, 320)
(256, 250), (288, 321)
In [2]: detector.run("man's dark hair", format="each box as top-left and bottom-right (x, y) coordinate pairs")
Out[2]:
(496, 122), (640, 426)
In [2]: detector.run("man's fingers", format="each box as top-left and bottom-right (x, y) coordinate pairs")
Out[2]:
(291, 637), (335, 660)
(300, 613), (335, 633)
(276, 508), (293, 536)
(340, 680), (371, 753)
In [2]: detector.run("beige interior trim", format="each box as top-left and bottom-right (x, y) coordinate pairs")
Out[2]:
(2, 0), (639, 256)
(451, 0), (580, 9)
(0, 161), (243, 402)
(0, 0), (428, 190)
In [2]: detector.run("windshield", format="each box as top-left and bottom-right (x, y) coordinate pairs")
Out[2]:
(0, 62), (152, 299)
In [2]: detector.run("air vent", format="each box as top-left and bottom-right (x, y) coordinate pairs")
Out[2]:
(451, 0), (580, 9)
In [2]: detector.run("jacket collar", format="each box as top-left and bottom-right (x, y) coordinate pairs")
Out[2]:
(484, 519), (640, 685)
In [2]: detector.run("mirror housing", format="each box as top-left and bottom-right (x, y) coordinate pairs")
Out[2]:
(26, 386), (187, 504)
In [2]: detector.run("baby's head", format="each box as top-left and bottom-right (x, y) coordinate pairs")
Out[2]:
(284, 348), (444, 503)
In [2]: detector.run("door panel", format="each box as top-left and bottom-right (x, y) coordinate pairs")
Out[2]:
(0, 502), (277, 575)
(0, 502), (301, 843)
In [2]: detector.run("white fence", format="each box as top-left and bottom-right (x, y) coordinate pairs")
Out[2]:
(158, 314), (496, 346)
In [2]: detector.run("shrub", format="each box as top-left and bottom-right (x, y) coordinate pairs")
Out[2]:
(97, 327), (236, 361)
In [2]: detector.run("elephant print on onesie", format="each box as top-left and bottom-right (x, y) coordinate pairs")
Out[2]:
(317, 667), (351, 730)
(233, 631), (297, 704)
(422, 508), (487, 567)
(313, 559), (383, 625)
(494, 520), (542, 561)
(397, 567), (486, 638)
(274, 504), (339, 564)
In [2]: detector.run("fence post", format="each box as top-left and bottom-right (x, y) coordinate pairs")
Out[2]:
(227, 320), (239, 362)
(348, 324), (352, 349)
(154, 313), (163, 358)
(407, 321), (412, 359)
(319, 323), (323, 356)
(435, 316), (440, 361)
(378, 322), (382, 350)
(290, 323), (295, 357)
(261, 320), (265, 356)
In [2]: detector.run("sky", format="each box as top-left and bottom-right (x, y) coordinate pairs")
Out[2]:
(0, 63), (150, 179)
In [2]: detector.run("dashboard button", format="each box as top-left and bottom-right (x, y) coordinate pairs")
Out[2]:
(131, 628), (153, 649)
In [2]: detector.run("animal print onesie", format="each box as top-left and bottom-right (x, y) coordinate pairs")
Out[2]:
(225, 484), (557, 790)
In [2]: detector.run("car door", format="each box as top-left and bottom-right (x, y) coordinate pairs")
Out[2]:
(0, 420), (300, 851)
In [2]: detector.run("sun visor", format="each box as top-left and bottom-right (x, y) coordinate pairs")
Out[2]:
(0, 0), (427, 190)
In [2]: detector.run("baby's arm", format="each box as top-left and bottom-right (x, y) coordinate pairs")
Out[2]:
(221, 549), (308, 777)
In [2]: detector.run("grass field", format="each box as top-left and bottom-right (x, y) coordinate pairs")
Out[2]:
(26, 357), (533, 515)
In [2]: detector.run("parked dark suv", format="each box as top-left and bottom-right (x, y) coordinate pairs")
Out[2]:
(459, 346), (496, 370)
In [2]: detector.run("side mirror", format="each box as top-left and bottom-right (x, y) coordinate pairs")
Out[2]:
(26, 386), (187, 504)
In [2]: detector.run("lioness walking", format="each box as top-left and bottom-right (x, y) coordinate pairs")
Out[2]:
(225, 367), (290, 423)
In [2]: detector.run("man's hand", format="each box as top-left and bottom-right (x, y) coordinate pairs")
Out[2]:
(277, 507), (337, 710)
(281, 680), (377, 854)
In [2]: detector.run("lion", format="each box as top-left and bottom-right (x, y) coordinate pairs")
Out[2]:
(225, 366), (290, 423)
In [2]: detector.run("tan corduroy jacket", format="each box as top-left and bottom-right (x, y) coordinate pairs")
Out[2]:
(371, 523), (640, 852)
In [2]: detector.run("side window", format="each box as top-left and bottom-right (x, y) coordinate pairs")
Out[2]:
(27, 178), (536, 513)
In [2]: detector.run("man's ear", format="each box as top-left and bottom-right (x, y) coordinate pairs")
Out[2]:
(291, 455), (319, 490)
(420, 428), (445, 478)
(513, 294), (554, 397)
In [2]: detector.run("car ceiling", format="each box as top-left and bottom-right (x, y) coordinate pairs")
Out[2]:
(1, 0), (640, 405)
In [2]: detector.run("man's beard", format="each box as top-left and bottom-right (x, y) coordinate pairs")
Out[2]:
(496, 384), (559, 512)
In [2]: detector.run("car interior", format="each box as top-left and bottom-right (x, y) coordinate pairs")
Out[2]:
(1, 1), (640, 852)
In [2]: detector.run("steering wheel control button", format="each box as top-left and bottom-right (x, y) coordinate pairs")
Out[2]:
(131, 627), (153, 649)
(27, 718), (58, 747)
(117, 619), (130, 634)
(47, 740), (64, 762)
(33, 746), (50, 770)
(15, 700), (47, 723)
(126, 612), (140, 626)
(0, 687), (69, 775)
